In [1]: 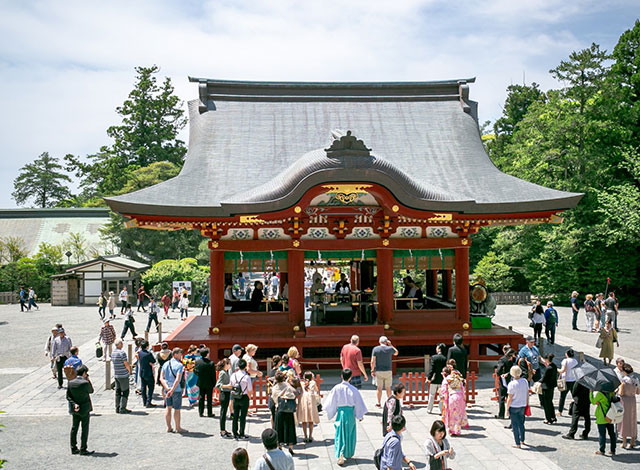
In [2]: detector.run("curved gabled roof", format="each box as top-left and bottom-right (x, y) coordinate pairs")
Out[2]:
(105, 79), (582, 217)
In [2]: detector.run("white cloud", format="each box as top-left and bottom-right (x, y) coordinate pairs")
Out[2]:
(0, 0), (636, 207)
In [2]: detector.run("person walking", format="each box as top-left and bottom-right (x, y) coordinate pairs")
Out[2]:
(107, 291), (116, 319)
(44, 326), (59, 380)
(495, 347), (516, 419)
(28, 287), (39, 310)
(591, 390), (617, 456)
(121, 304), (137, 340)
(538, 353), (558, 424)
(340, 335), (368, 389)
(252, 428), (295, 470)
(371, 335), (398, 407)
(570, 291), (580, 330)
(216, 358), (233, 437)
(111, 339), (132, 414)
(603, 292), (619, 331)
(64, 346), (83, 371)
(617, 363), (637, 449)
(424, 419), (455, 470)
(66, 364), (94, 456)
(598, 319), (619, 365)
(51, 328), (73, 389)
(446, 334), (467, 378)
(557, 349), (578, 416)
(298, 370), (320, 442)
(382, 383), (405, 436)
(505, 365), (529, 448)
(584, 294), (596, 332)
(427, 343), (447, 415)
(160, 347), (187, 433)
(161, 291), (171, 319)
(194, 347), (216, 418)
(440, 363), (468, 436)
(323, 368), (368, 466)
(271, 371), (298, 454)
(200, 291), (209, 315)
(145, 298), (160, 332)
(137, 340), (156, 408)
(119, 286), (128, 314)
(529, 300), (545, 345)
(179, 292), (190, 320)
(562, 381), (591, 440)
(379, 415), (417, 470)
(97, 292), (107, 320)
(19, 286), (28, 312)
(230, 359), (253, 439)
(136, 285), (148, 312)
(97, 319), (116, 362)
(544, 301), (558, 344)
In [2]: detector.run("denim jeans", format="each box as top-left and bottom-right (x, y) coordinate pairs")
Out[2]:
(597, 423), (616, 453)
(545, 323), (556, 344)
(572, 310), (578, 329)
(509, 406), (526, 446)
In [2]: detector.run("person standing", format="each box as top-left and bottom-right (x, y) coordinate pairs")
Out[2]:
(538, 353), (558, 424)
(298, 370), (321, 442)
(440, 364), (468, 436)
(570, 291), (580, 330)
(340, 335), (368, 389)
(145, 298), (159, 333)
(505, 365), (529, 448)
(495, 347), (516, 420)
(230, 359), (253, 439)
(119, 286), (128, 314)
(171, 287), (180, 312)
(44, 326), (59, 379)
(424, 420), (455, 470)
(379, 415), (417, 470)
(161, 347), (187, 433)
(427, 343), (447, 415)
(557, 349), (578, 416)
(371, 336), (398, 407)
(156, 342), (172, 390)
(179, 292), (190, 320)
(98, 319), (116, 361)
(603, 292), (619, 331)
(446, 334), (467, 379)
(594, 293), (604, 330)
(66, 364), (94, 455)
(107, 291), (116, 319)
(28, 287), (39, 310)
(562, 381), (592, 440)
(64, 347), (83, 371)
(598, 319), (619, 365)
(590, 390), (616, 456)
(194, 347), (216, 418)
(183, 345), (201, 407)
(51, 328), (72, 389)
(584, 294), (596, 332)
(323, 368), (368, 466)
(160, 291), (171, 319)
(271, 371), (298, 454)
(200, 291), (209, 315)
(19, 286), (28, 312)
(617, 363), (637, 449)
(137, 340), (156, 408)
(382, 383), (405, 436)
(111, 339), (132, 414)
(237, 273), (246, 296)
(252, 428), (295, 470)
(544, 301), (558, 344)
(270, 274), (279, 299)
(136, 285), (148, 312)
(216, 358), (233, 437)
(530, 301), (545, 346)
(518, 336), (541, 382)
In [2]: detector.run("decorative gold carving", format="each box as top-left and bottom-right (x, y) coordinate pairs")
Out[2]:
(549, 214), (564, 224)
(294, 206), (302, 214)
(239, 215), (266, 224)
(461, 238), (469, 246)
(123, 218), (139, 229)
(382, 239), (390, 246)
(293, 240), (300, 247)
(321, 184), (372, 194)
(212, 241), (219, 248)
(428, 213), (453, 222)
(392, 205), (399, 212)
(334, 193), (358, 204)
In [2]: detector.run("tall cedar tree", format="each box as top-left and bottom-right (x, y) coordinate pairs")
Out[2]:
(12, 152), (72, 208)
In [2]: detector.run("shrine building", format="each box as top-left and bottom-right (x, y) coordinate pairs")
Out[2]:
(105, 78), (582, 369)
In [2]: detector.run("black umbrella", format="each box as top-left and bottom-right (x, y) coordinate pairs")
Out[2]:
(574, 362), (620, 393)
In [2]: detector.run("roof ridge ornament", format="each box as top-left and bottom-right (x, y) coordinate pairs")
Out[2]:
(325, 130), (371, 158)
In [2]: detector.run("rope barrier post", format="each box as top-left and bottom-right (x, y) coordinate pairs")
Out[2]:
(158, 322), (163, 343)
(267, 357), (273, 376)
(127, 343), (133, 364)
(144, 330), (149, 343)
(105, 359), (111, 390)
(578, 351), (584, 363)
(424, 354), (430, 374)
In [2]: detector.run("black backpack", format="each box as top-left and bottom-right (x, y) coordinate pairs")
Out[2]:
(374, 435), (399, 469)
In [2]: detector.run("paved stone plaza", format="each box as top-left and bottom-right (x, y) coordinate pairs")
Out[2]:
(0, 303), (638, 469)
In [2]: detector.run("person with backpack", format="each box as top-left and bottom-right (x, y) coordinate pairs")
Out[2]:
(590, 389), (621, 456)
(377, 415), (416, 470)
(584, 294), (597, 332)
(230, 359), (253, 439)
(160, 347), (186, 433)
(543, 301), (558, 344)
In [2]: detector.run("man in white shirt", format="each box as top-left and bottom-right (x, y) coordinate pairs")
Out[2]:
(118, 287), (128, 314)
(270, 275), (279, 299)
(253, 428), (294, 470)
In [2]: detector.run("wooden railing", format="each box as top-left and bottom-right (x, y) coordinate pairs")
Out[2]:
(0, 292), (17, 304)
(492, 292), (531, 305)
(249, 373), (324, 410)
(398, 371), (477, 406)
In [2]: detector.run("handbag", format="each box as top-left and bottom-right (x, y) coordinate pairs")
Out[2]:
(529, 321), (535, 328)
(524, 404), (532, 416)
(95, 342), (103, 358)
(595, 336), (603, 348)
(532, 381), (543, 394)
(557, 377), (566, 392)
(277, 388), (297, 413)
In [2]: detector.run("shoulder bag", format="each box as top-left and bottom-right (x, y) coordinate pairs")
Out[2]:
(277, 387), (297, 413)
(557, 377), (566, 392)
(532, 381), (543, 394)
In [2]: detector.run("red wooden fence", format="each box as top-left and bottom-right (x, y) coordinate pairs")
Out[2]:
(398, 371), (477, 406)
(250, 374), (324, 410)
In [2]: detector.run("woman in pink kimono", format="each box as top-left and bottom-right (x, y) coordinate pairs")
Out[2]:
(440, 363), (468, 436)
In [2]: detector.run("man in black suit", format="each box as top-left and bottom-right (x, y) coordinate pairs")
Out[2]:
(495, 347), (516, 419)
(194, 347), (216, 417)
(426, 343), (447, 414)
(446, 333), (468, 378)
(66, 364), (94, 455)
(563, 381), (591, 440)
(137, 340), (156, 407)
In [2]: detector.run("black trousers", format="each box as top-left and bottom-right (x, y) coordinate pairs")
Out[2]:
(498, 385), (508, 418)
(568, 411), (591, 438)
(541, 388), (556, 422)
(232, 394), (250, 437)
(533, 323), (543, 343)
(199, 386), (214, 416)
(121, 320), (137, 339)
(219, 391), (230, 431)
(56, 356), (68, 387)
(145, 314), (159, 332)
(558, 382), (575, 413)
(70, 413), (90, 451)
(141, 376), (154, 406)
(20, 300), (27, 311)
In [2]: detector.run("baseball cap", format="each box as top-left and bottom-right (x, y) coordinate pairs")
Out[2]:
(232, 344), (243, 352)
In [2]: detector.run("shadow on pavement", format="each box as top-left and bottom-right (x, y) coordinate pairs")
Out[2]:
(179, 431), (212, 438)
(88, 451), (118, 458)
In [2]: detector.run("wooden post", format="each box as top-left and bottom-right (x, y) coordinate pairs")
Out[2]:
(267, 357), (273, 376)
(158, 322), (163, 343)
(424, 354), (431, 374)
(105, 359), (111, 389)
(454, 246), (470, 323)
(210, 248), (225, 327)
(287, 250), (305, 325)
(144, 330), (149, 342)
(127, 343), (133, 364)
(376, 248), (394, 323)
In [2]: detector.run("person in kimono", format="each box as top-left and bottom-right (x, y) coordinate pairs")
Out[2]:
(323, 368), (368, 466)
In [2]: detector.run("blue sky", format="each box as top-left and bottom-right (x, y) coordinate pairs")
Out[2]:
(0, 0), (637, 208)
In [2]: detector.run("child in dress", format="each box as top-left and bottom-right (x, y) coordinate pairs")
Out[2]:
(297, 371), (321, 442)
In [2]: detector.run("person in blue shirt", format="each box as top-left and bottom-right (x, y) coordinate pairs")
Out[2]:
(64, 347), (83, 371)
(518, 337), (541, 382)
(570, 291), (580, 330)
(380, 415), (416, 470)
(161, 347), (186, 433)
(200, 292), (209, 315)
(18, 287), (28, 312)
(544, 301), (559, 345)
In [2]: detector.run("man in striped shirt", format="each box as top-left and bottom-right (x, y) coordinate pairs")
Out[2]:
(51, 328), (72, 389)
(111, 339), (132, 414)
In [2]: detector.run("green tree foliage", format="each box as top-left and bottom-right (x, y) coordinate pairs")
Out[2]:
(475, 22), (640, 304)
(472, 251), (515, 292)
(63, 232), (88, 263)
(141, 258), (209, 299)
(0, 237), (27, 264)
(0, 243), (64, 300)
(12, 152), (72, 208)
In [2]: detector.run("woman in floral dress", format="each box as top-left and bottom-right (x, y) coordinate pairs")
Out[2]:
(440, 362), (468, 436)
(183, 345), (201, 406)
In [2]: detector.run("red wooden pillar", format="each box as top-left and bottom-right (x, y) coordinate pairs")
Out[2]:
(445, 270), (453, 301)
(377, 248), (393, 323)
(287, 250), (305, 325)
(432, 270), (439, 296)
(454, 246), (470, 323)
(210, 248), (225, 327)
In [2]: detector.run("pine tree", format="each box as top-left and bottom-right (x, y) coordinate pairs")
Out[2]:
(12, 152), (72, 207)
